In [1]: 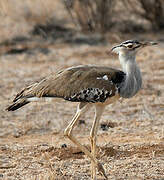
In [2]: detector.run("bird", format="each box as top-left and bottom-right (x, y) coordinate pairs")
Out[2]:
(6, 40), (157, 179)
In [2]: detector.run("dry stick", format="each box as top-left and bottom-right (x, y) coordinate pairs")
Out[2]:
(63, 1), (79, 29)
(99, 1), (107, 32)
(44, 152), (56, 177)
(88, 0), (97, 30)
(95, 0), (107, 32)
(74, 2), (86, 31)
(80, 1), (92, 31)
(73, 0), (92, 31)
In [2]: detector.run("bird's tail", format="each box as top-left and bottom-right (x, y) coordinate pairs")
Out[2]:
(6, 98), (30, 111)
(6, 83), (38, 111)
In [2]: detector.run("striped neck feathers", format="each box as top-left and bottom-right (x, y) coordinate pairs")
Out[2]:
(118, 52), (142, 98)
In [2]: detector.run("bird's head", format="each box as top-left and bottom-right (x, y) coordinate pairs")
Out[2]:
(111, 40), (157, 56)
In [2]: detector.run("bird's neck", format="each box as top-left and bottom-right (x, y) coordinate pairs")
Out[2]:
(119, 53), (142, 98)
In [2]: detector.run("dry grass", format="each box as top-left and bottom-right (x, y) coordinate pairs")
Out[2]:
(0, 0), (63, 22)
(63, 0), (115, 32)
(63, 0), (164, 32)
(0, 0), (68, 41)
(122, 0), (164, 30)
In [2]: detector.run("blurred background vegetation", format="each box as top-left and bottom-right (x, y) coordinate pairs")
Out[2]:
(0, 0), (163, 43)
(0, 0), (163, 56)
(63, 0), (164, 32)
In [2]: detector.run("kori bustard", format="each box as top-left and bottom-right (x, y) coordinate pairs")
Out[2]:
(6, 40), (157, 179)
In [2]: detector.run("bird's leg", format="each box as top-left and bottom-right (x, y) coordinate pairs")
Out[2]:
(64, 102), (106, 178)
(90, 105), (107, 180)
(64, 102), (89, 136)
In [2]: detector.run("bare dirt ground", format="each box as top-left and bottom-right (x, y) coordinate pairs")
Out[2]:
(0, 1), (164, 180)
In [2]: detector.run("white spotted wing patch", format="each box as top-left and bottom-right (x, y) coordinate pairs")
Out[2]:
(103, 75), (108, 80)
(64, 88), (114, 103)
(97, 75), (109, 81)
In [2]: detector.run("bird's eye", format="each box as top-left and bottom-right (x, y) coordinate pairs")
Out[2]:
(127, 44), (133, 48)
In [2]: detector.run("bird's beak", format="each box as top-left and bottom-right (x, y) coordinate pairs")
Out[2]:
(141, 41), (158, 47)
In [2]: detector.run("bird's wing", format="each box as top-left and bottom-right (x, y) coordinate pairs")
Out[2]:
(31, 65), (125, 103)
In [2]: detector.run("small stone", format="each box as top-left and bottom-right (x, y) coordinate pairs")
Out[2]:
(100, 123), (109, 131)
(61, 144), (67, 148)
(79, 120), (85, 125)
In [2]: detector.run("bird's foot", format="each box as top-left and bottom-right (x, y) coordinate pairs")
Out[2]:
(97, 162), (108, 179)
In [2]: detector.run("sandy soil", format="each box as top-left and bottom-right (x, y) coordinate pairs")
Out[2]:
(0, 1), (164, 180)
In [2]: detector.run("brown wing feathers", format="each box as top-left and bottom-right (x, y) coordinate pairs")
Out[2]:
(6, 65), (125, 111)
